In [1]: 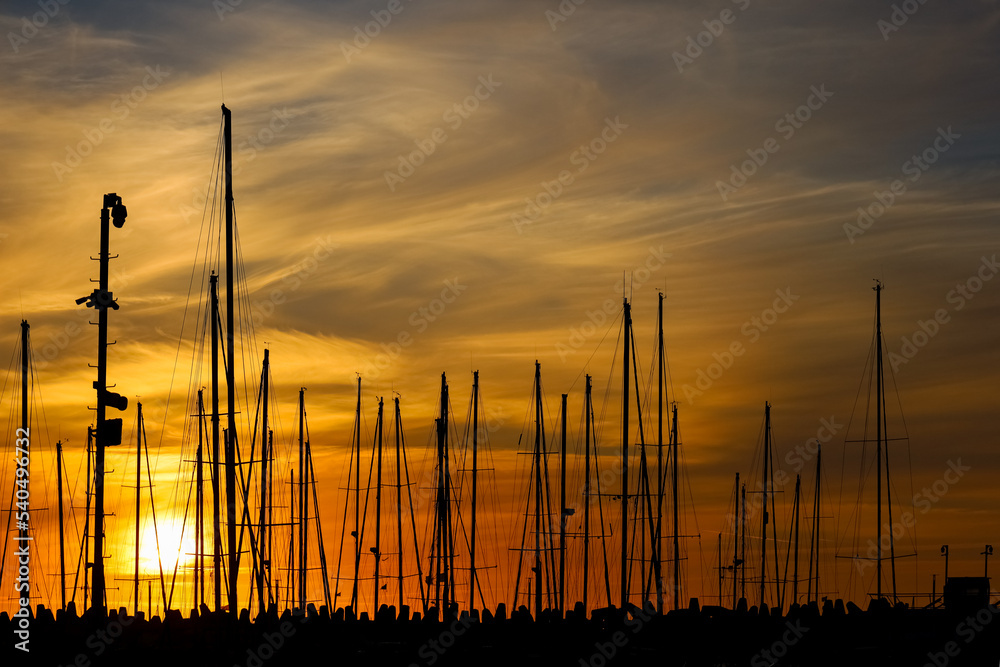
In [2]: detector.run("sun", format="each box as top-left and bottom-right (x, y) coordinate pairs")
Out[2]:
(138, 520), (197, 576)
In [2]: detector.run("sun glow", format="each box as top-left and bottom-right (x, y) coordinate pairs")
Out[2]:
(137, 520), (197, 577)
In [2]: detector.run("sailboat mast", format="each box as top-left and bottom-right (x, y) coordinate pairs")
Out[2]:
(559, 393), (568, 614)
(58, 440), (65, 611)
(298, 388), (306, 609)
(875, 281), (883, 602)
(807, 442), (821, 603)
(20, 321), (29, 609)
(374, 398), (384, 611)
(135, 402), (143, 615)
(470, 371), (479, 612)
(733, 472), (739, 609)
(196, 390), (205, 610)
(222, 103), (239, 617)
(210, 273), (222, 611)
(258, 350), (270, 614)
(656, 292), (665, 614)
(672, 403), (679, 610)
(760, 401), (770, 607)
(583, 375), (592, 613)
(792, 474), (801, 604)
(395, 397), (404, 612)
(353, 377), (361, 610)
(741, 482), (746, 602)
(621, 299), (630, 609)
(534, 361), (543, 619)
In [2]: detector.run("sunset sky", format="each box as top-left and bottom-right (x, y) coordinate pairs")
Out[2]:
(1, 0), (998, 617)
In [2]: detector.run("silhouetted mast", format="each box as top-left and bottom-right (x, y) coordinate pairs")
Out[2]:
(807, 443), (821, 603)
(469, 372), (479, 612)
(135, 402), (143, 615)
(559, 393), (568, 614)
(222, 104), (239, 616)
(352, 377), (361, 610)
(655, 292), (665, 613)
(210, 273), (222, 611)
(621, 299), (630, 609)
(395, 396), (405, 611)
(298, 388), (307, 609)
(77, 194), (130, 613)
(760, 402), (770, 607)
(195, 389), (205, 610)
(19, 320), (30, 610)
(257, 350), (270, 614)
(671, 403), (680, 610)
(534, 362), (543, 618)
(57, 440), (65, 611)
(374, 397), (384, 611)
(583, 375), (592, 612)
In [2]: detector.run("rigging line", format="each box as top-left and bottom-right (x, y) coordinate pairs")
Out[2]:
(566, 307), (624, 396)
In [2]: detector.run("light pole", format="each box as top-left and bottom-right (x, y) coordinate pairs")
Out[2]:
(76, 193), (130, 613)
(983, 545), (993, 579)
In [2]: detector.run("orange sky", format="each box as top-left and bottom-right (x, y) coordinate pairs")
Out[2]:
(1, 0), (998, 617)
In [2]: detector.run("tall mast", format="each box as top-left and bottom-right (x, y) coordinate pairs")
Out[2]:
(221, 104), (239, 617)
(78, 194), (129, 614)
(534, 361), (543, 618)
(671, 403), (680, 610)
(57, 440), (66, 611)
(298, 388), (307, 609)
(257, 350), (270, 614)
(210, 273), (222, 611)
(395, 397), (404, 612)
(559, 393), (568, 614)
(792, 474), (801, 604)
(760, 401), (770, 607)
(352, 377), (361, 610)
(875, 281), (883, 602)
(655, 292), (665, 614)
(621, 299), (630, 609)
(19, 321), (30, 610)
(469, 372), (479, 612)
(733, 472), (739, 609)
(741, 482), (746, 602)
(196, 390), (205, 610)
(374, 397), (384, 611)
(443, 377), (455, 610)
(807, 443), (821, 603)
(135, 402), (143, 615)
(583, 375), (592, 613)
